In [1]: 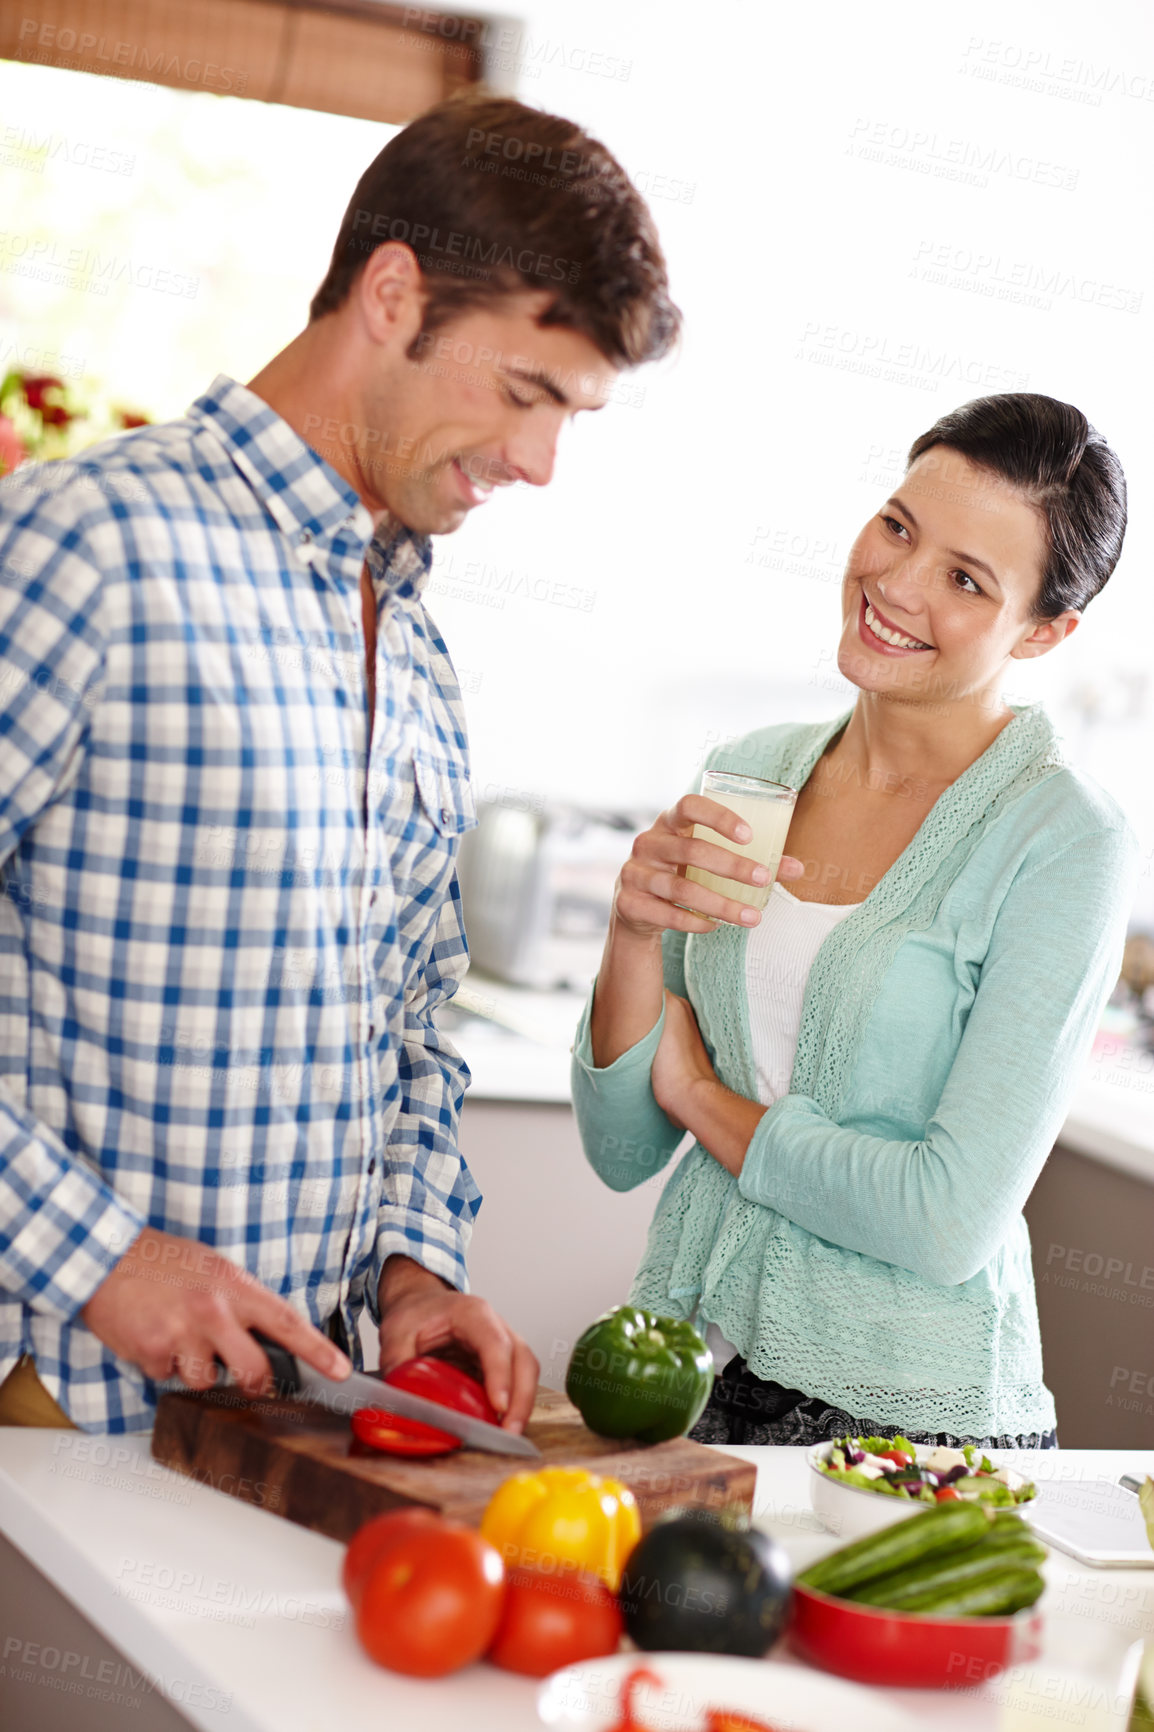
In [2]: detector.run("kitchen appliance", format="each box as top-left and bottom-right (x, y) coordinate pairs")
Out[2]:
(456, 799), (650, 990)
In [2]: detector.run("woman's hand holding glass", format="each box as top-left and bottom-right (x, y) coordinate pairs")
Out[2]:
(591, 796), (803, 1070)
(613, 794), (804, 940)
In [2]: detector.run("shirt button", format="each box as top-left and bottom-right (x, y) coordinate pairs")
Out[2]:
(441, 808), (453, 826)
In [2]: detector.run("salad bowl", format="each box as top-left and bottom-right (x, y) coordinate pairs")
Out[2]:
(807, 1435), (1037, 1542)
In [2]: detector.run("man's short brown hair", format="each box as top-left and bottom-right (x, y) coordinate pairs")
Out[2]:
(309, 91), (680, 368)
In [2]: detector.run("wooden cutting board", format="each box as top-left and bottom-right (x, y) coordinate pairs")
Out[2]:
(151, 1385), (756, 1544)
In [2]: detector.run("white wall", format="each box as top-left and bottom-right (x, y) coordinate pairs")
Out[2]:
(429, 0), (1154, 925)
(3, 0), (1153, 915)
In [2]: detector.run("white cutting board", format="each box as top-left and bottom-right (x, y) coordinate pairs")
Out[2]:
(1030, 1476), (1154, 1567)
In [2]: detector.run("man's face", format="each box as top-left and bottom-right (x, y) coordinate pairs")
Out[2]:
(361, 291), (620, 535)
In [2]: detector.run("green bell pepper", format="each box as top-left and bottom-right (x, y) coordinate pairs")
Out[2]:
(565, 1305), (714, 1444)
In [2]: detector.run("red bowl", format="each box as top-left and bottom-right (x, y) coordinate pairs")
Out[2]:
(789, 1581), (1044, 1688)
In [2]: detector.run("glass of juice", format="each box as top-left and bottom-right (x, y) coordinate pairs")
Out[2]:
(995, 1618), (1144, 1732)
(682, 770), (797, 915)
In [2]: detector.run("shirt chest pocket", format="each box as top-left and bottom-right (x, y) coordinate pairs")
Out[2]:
(413, 746), (478, 840)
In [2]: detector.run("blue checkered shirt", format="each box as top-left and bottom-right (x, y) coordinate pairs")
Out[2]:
(0, 375), (481, 1431)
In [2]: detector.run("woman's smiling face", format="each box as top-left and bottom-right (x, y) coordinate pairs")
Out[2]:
(836, 447), (1078, 708)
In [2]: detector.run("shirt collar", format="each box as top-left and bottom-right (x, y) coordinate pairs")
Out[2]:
(365, 513), (433, 598)
(187, 375), (433, 596)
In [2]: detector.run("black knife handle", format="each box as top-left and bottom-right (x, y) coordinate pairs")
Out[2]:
(249, 1329), (302, 1396)
(208, 1333), (303, 1397)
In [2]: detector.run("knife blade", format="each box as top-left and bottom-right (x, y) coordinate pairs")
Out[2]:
(253, 1333), (541, 1459)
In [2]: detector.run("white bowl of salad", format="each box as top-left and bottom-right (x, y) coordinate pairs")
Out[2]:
(807, 1435), (1038, 1542)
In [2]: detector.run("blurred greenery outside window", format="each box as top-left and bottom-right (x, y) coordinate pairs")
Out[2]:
(0, 55), (388, 471)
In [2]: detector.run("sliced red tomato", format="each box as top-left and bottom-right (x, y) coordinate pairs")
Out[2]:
(350, 1356), (500, 1458)
(935, 1485), (961, 1502)
(877, 1449), (914, 1468)
(487, 1566), (622, 1678)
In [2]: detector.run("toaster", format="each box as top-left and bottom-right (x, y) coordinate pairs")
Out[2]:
(456, 796), (649, 990)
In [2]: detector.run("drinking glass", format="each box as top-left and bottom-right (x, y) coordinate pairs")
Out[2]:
(683, 770), (797, 914)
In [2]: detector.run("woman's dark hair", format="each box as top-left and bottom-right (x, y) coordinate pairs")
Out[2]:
(310, 91), (680, 369)
(907, 394), (1126, 617)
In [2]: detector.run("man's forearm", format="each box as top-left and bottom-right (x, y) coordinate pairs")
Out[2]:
(377, 1252), (453, 1313)
(0, 1114), (147, 1320)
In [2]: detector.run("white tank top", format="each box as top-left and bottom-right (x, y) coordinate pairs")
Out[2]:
(703, 882), (861, 1372)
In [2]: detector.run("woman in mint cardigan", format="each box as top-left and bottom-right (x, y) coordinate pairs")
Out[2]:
(573, 394), (1136, 1449)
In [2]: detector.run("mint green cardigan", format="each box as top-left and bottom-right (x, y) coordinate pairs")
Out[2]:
(571, 705), (1137, 1439)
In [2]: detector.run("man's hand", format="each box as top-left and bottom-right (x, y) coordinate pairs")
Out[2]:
(81, 1226), (350, 1395)
(378, 1255), (539, 1435)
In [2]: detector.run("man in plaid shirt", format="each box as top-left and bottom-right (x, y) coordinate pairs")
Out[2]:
(0, 94), (679, 1431)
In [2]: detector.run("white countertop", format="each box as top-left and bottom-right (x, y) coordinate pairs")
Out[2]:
(452, 976), (1154, 1183)
(2, 1432), (1152, 1732)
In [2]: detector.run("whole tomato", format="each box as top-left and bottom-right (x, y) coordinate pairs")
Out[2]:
(354, 1517), (505, 1677)
(488, 1566), (622, 1678)
(342, 1508), (440, 1605)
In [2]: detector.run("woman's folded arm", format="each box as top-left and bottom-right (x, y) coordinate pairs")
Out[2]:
(734, 826), (1136, 1285)
(571, 929), (689, 1192)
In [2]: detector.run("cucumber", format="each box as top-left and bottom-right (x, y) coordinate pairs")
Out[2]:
(799, 1502), (991, 1597)
(893, 1565), (1045, 1619)
(849, 1537), (1048, 1608)
(976, 1526), (1047, 1560)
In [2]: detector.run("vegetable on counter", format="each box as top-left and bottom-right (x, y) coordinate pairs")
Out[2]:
(342, 1507), (440, 1604)
(566, 1305), (714, 1444)
(618, 1507), (792, 1657)
(798, 1502), (1047, 1619)
(799, 1501), (991, 1597)
(349, 1355), (498, 1458)
(480, 1466), (642, 1592)
(487, 1565), (622, 1677)
(848, 1517), (1047, 1610)
(607, 1667), (783, 1732)
(344, 1508), (505, 1676)
(817, 1434), (1037, 1506)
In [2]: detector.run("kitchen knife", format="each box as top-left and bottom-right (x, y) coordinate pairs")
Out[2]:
(249, 1332), (541, 1459)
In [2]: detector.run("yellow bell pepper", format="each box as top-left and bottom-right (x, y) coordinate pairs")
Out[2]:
(479, 1466), (642, 1591)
